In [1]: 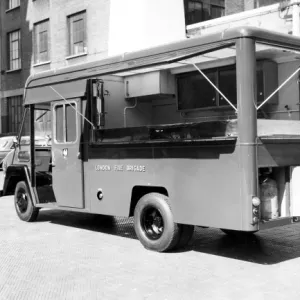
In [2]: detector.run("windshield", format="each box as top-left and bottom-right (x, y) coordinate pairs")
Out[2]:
(21, 107), (52, 145)
(35, 109), (51, 138)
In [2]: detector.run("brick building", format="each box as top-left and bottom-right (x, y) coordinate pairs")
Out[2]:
(0, 0), (185, 135)
(0, 0), (296, 134)
(0, 0), (31, 134)
(0, 0), (111, 135)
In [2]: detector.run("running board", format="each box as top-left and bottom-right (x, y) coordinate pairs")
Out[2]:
(35, 203), (90, 213)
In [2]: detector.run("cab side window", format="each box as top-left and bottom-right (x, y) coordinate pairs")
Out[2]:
(66, 104), (76, 142)
(54, 103), (77, 143)
(55, 105), (64, 142)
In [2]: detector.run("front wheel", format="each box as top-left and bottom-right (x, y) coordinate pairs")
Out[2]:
(14, 181), (39, 222)
(134, 193), (180, 252)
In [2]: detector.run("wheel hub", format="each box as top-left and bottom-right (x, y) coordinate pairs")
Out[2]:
(153, 216), (162, 228)
(142, 207), (164, 240)
(16, 192), (28, 213)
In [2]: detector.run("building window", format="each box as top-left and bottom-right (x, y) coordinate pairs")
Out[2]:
(184, 0), (225, 26)
(8, 30), (21, 70)
(7, 0), (20, 10)
(6, 96), (23, 133)
(34, 20), (50, 64)
(177, 65), (264, 111)
(68, 11), (86, 56)
(254, 0), (282, 8)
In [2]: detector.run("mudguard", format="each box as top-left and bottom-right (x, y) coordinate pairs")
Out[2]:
(2, 165), (36, 204)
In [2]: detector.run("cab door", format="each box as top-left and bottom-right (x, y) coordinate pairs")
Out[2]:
(51, 99), (84, 208)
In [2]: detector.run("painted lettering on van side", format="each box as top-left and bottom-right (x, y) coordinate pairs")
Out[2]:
(95, 164), (146, 172)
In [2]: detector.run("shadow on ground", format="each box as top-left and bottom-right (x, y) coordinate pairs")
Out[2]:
(37, 209), (300, 265)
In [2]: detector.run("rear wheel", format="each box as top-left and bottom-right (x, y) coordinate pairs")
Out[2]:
(134, 193), (180, 252)
(14, 181), (39, 222)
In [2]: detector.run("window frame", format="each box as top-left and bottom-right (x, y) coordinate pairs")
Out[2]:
(7, 29), (21, 71)
(67, 10), (87, 57)
(184, 0), (225, 26)
(177, 68), (219, 110)
(6, 0), (20, 11)
(254, 0), (282, 9)
(176, 63), (264, 112)
(33, 19), (50, 64)
(6, 95), (23, 133)
(53, 101), (78, 144)
(211, 4), (225, 19)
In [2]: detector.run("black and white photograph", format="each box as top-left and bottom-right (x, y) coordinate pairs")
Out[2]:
(1, 0), (300, 299)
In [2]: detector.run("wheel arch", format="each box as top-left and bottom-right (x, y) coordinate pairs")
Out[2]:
(3, 165), (31, 197)
(129, 185), (169, 217)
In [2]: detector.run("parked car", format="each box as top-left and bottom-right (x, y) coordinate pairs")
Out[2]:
(0, 136), (16, 170)
(0, 135), (51, 196)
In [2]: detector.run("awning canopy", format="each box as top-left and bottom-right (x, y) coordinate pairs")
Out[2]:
(24, 26), (300, 105)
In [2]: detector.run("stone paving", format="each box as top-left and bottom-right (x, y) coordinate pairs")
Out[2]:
(1, 195), (300, 300)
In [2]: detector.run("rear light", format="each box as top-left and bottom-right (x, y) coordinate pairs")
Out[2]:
(252, 196), (260, 207)
(252, 197), (260, 225)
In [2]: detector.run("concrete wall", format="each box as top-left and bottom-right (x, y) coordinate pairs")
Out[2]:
(108, 0), (186, 56)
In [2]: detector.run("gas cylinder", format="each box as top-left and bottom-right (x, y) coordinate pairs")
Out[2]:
(260, 177), (279, 220)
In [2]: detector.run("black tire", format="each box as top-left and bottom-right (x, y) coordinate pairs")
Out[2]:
(92, 214), (115, 227)
(134, 193), (180, 252)
(14, 181), (39, 222)
(175, 224), (194, 250)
